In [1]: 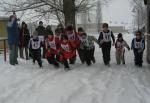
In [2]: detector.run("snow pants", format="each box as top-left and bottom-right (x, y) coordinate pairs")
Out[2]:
(101, 42), (111, 65)
(116, 49), (125, 65)
(78, 48), (95, 65)
(32, 49), (42, 67)
(133, 50), (143, 67)
(47, 54), (59, 67)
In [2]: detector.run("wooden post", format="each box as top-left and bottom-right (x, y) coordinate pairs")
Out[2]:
(4, 39), (6, 62)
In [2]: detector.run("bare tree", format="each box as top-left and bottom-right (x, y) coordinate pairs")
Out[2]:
(0, 0), (112, 28)
(131, 0), (146, 30)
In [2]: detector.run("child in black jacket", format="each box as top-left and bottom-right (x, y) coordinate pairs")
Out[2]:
(29, 31), (43, 68)
(98, 23), (115, 66)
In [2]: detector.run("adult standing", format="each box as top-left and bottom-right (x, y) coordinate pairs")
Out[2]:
(36, 21), (46, 58)
(98, 23), (115, 66)
(19, 22), (30, 60)
(7, 12), (19, 65)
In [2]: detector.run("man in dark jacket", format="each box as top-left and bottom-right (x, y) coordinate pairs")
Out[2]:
(7, 12), (19, 65)
(98, 23), (115, 66)
(36, 21), (46, 58)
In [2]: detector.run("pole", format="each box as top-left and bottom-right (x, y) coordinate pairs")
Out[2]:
(4, 39), (6, 62)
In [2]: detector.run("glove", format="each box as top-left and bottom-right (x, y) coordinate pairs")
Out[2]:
(100, 40), (104, 45)
(127, 47), (130, 51)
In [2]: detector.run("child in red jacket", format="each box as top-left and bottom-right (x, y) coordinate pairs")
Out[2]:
(45, 33), (60, 68)
(59, 35), (76, 70)
(65, 25), (80, 64)
(54, 28), (62, 62)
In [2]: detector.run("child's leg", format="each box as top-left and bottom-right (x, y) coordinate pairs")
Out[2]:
(116, 50), (120, 65)
(36, 51), (42, 68)
(69, 55), (76, 64)
(102, 43), (111, 65)
(137, 52), (143, 67)
(85, 49), (92, 66)
(64, 59), (70, 70)
(78, 49), (85, 64)
(102, 46), (108, 65)
(91, 48), (96, 63)
(122, 50), (125, 64)
(133, 50), (138, 65)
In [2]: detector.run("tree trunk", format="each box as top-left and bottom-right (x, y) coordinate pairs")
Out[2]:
(63, 0), (76, 27)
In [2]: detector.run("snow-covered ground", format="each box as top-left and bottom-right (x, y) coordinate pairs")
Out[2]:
(0, 33), (150, 103)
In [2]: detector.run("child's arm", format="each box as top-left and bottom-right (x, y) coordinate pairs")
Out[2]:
(98, 32), (104, 47)
(142, 39), (145, 50)
(111, 31), (115, 45)
(124, 40), (130, 50)
(131, 39), (135, 50)
(28, 40), (31, 49)
(89, 36), (99, 45)
(45, 39), (48, 50)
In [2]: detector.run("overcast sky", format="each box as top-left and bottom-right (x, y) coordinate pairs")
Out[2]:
(102, 0), (133, 27)
(0, 0), (134, 27)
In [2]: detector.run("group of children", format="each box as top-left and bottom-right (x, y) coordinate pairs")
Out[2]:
(98, 23), (145, 67)
(28, 23), (145, 70)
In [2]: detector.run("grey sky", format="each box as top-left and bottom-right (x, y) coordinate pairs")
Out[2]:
(0, 0), (134, 27)
(102, 0), (133, 27)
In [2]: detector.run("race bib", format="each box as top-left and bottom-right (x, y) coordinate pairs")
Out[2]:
(49, 40), (56, 50)
(31, 41), (41, 49)
(135, 42), (141, 48)
(104, 34), (111, 41)
(61, 44), (70, 51)
(102, 31), (111, 42)
(68, 34), (75, 41)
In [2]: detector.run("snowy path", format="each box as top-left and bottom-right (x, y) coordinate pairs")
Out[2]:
(0, 33), (150, 103)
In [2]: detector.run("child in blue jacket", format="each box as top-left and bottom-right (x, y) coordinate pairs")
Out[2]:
(131, 31), (145, 67)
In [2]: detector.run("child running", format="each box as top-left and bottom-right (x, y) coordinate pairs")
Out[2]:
(79, 33), (99, 65)
(45, 32), (60, 68)
(29, 31), (43, 68)
(65, 25), (80, 64)
(59, 35), (76, 70)
(98, 23), (115, 66)
(115, 33), (130, 65)
(131, 31), (145, 67)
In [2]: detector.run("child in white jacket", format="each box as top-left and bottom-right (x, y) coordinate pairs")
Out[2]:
(115, 33), (130, 65)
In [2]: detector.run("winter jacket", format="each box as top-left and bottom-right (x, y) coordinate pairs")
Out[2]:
(7, 19), (19, 45)
(131, 38), (145, 53)
(45, 36), (60, 57)
(59, 41), (76, 61)
(66, 31), (80, 49)
(115, 39), (130, 51)
(98, 30), (115, 47)
(29, 37), (42, 58)
(79, 36), (99, 50)
(19, 28), (30, 47)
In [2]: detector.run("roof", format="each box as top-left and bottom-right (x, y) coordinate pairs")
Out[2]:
(144, 0), (147, 5)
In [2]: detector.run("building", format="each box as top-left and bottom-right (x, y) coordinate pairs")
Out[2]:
(0, 17), (9, 49)
(144, 0), (150, 63)
(77, 23), (127, 33)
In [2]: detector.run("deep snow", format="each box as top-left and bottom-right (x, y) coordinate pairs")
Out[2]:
(0, 33), (150, 103)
